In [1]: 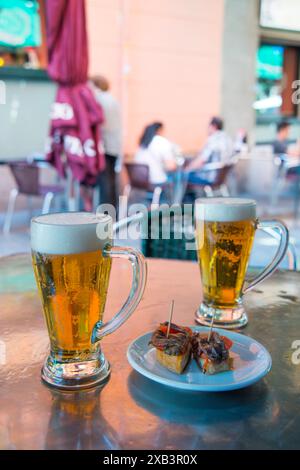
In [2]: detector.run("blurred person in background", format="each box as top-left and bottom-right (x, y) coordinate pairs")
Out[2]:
(273, 121), (300, 159)
(185, 116), (233, 185)
(90, 75), (122, 209)
(186, 116), (233, 173)
(134, 122), (178, 185)
(234, 128), (248, 155)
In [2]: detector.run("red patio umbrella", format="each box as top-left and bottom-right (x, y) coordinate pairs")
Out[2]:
(45, 0), (105, 185)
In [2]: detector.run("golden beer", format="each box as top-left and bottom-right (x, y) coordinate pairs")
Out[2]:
(195, 197), (289, 328)
(197, 219), (256, 309)
(32, 249), (111, 361)
(31, 212), (147, 389)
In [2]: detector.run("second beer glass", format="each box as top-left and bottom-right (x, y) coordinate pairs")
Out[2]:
(195, 198), (289, 328)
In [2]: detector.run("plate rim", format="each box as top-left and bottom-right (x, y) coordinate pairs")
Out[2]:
(127, 326), (272, 392)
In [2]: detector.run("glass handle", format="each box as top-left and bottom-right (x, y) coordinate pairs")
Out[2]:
(243, 220), (289, 294)
(91, 246), (147, 343)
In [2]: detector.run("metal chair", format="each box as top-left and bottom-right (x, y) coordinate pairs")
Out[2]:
(186, 160), (236, 199)
(3, 162), (64, 234)
(119, 163), (169, 219)
(124, 163), (166, 203)
(270, 154), (300, 218)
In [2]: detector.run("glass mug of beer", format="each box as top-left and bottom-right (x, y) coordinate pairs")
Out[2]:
(195, 198), (289, 328)
(31, 212), (147, 390)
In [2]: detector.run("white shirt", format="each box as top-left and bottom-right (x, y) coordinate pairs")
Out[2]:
(134, 135), (175, 184)
(94, 90), (122, 157)
(201, 131), (233, 163)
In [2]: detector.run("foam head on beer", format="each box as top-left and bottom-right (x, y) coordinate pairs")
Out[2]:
(31, 212), (113, 255)
(195, 197), (256, 222)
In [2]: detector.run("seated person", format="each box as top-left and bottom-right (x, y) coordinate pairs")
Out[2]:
(234, 128), (248, 155)
(273, 121), (300, 181)
(273, 121), (300, 161)
(185, 116), (233, 184)
(134, 122), (177, 185)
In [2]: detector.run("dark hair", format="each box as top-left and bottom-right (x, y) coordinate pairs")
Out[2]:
(139, 122), (163, 148)
(90, 75), (110, 91)
(210, 116), (224, 131)
(277, 121), (290, 133)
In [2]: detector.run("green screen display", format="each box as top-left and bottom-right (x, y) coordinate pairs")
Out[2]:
(256, 45), (284, 80)
(0, 0), (41, 48)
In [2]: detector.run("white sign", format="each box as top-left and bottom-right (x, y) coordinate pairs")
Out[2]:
(0, 80), (6, 104)
(260, 0), (300, 32)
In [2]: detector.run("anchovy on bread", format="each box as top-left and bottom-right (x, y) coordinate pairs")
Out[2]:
(149, 322), (192, 374)
(191, 331), (233, 375)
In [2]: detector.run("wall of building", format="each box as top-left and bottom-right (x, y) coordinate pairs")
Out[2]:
(86, 0), (225, 154)
(220, 0), (259, 142)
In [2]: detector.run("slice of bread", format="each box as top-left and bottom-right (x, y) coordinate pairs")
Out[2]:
(156, 343), (191, 374)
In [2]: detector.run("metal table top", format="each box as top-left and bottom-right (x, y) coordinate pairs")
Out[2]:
(0, 254), (299, 450)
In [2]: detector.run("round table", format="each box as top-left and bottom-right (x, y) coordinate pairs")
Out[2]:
(0, 254), (300, 450)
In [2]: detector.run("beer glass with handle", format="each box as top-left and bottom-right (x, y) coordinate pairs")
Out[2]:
(31, 212), (147, 390)
(195, 198), (289, 328)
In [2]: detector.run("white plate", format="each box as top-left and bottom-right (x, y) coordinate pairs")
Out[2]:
(127, 327), (272, 392)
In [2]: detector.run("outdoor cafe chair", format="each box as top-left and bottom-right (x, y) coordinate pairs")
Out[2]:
(270, 154), (300, 218)
(120, 163), (170, 218)
(3, 161), (64, 235)
(113, 204), (298, 270)
(185, 160), (237, 200)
